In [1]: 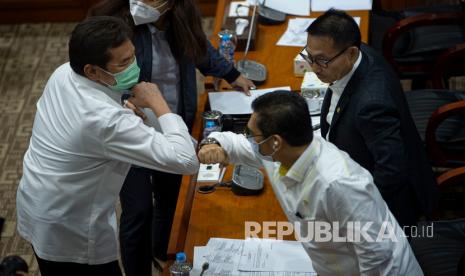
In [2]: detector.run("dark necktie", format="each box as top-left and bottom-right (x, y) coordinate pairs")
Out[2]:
(320, 87), (333, 139)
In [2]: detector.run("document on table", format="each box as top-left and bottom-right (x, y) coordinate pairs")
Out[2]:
(193, 238), (244, 275)
(193, 238), (317, 275)
(277, 18), (314, 47)
(238, 239), (315, 273)
(208, 87), (291, 115)
(264, 0), (310, 16)
(311, 0), (372, 11)
(277, 17), (361, 47)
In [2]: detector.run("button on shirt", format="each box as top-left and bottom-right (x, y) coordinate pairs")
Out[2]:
(325, 51), (362, 139)
(16, 63), (199, 264)
(209, 132), (422, 276)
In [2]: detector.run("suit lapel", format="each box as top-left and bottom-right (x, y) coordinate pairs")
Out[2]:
(320, 88), (332, 138)
(328, 49), (368, 141)
(328, 88), (351, 141)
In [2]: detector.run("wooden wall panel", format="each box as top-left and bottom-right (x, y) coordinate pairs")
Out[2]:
(196, 0), (218, 17)
(0, 0), (217, 24)
(0, 0), (101, 24)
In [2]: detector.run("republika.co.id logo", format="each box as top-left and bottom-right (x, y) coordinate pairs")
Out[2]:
(244, 221), (434, 242)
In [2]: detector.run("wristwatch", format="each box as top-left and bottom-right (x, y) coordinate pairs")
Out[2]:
(199, 137), (221, 149)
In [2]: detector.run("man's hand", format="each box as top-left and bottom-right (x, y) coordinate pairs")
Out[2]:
(123, 100), (147, 121)
(198, 144), (229, 166)
(128, 82), (171, 117)
(231, 74), (255, 96)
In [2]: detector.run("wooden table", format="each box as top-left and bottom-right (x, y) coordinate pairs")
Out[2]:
(167, 0), (370, 264)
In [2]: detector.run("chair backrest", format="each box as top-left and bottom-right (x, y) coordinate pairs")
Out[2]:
(405, 90), (465, 167)
(426, 100), (465, 167)
(432, 43), (465, 90)
(411, 218), (465, 276)
(413, 167), (465, 275)
(382, 12), (465, 78)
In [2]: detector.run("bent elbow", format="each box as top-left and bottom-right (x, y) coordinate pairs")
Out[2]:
(182, 156), (200, 175)
(169, 149), (199, 175)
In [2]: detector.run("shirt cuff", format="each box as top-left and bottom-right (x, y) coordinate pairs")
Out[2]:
(223, 67), (241, 84)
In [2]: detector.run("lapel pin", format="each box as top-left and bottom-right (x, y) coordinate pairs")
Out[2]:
(336, 107), (341, 113)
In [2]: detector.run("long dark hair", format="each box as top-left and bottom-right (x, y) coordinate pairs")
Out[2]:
(88, 0), (208, 63)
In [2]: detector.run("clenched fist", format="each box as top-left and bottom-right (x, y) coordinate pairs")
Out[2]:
(128, 82), (171, 117)
(198, 144), (229, 166)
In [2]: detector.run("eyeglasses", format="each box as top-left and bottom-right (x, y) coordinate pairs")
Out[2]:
(299, 46), (349, 68)
(243, 126), (264, 139)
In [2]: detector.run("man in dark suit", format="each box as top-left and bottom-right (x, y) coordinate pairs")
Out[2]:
(300, 9), (436, 229)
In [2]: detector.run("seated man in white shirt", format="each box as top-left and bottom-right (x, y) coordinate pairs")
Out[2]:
(198, 90), (423, 276)
(16, 16), (199, 276)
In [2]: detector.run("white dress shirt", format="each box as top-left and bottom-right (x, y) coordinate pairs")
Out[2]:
(16, 63), (199, 264)
(326, 51), (362, 138)
(209, 132), (423, 276)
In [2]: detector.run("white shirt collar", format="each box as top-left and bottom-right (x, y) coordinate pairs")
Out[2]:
(279, 137), (321, 188)
(70, 67), (124, 105)
(329, 50), (362, 95)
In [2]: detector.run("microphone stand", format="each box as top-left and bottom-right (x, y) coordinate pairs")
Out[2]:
(236, 0), (267, 84)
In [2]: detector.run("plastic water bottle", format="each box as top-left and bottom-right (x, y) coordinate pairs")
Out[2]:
(218, 29), (236, 64)
(202, 110), (223, 139)
(169, 252), (192, 275)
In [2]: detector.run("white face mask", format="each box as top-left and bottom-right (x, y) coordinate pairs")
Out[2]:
(129, 0), (168, 25)
(247, 136), (277, 162)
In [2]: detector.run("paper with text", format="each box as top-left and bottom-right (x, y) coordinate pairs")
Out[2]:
(193, 238), (317, 275)
(238, 239), (316, 273)
(277, 17), (361, 47)
(208, 87), (291, 115)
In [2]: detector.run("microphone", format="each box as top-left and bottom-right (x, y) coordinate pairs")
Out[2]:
(120, 93), (131, 106)
(236, 0), (267, 85)
(200, 262), (209, 276)
(257, 0), (286, 25)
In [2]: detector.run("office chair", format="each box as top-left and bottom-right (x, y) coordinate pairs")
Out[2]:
(382, 12), (465, 88)
(405, 90), (465, 167)
(411, 218), (465, 276)
(432, 42), (465, 90)
(411, 165), (465, 276)
(370, 0), (465, 88)
(426, 100), (465, 168)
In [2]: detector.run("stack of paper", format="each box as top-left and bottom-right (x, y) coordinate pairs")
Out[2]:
(193, 238), (317, 275)
(208, 87), (291, 115)
(311, 0), (372, 11)
(263, 0), (310, 16)
(277, 18), (315, 47)
(277, 17), (361, 47)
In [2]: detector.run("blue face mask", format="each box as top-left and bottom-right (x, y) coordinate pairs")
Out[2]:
(247, 136), (277, 162)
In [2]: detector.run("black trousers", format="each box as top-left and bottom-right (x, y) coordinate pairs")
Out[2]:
(34, 253), (122, 276)
(119, 167), (182, 276)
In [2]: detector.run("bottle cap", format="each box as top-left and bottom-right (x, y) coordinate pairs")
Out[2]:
(176, 252), (186, 262)
(202, 110), (223, 120)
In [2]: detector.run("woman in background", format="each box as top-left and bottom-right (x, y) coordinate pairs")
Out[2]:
(90, 1), (254, 275)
